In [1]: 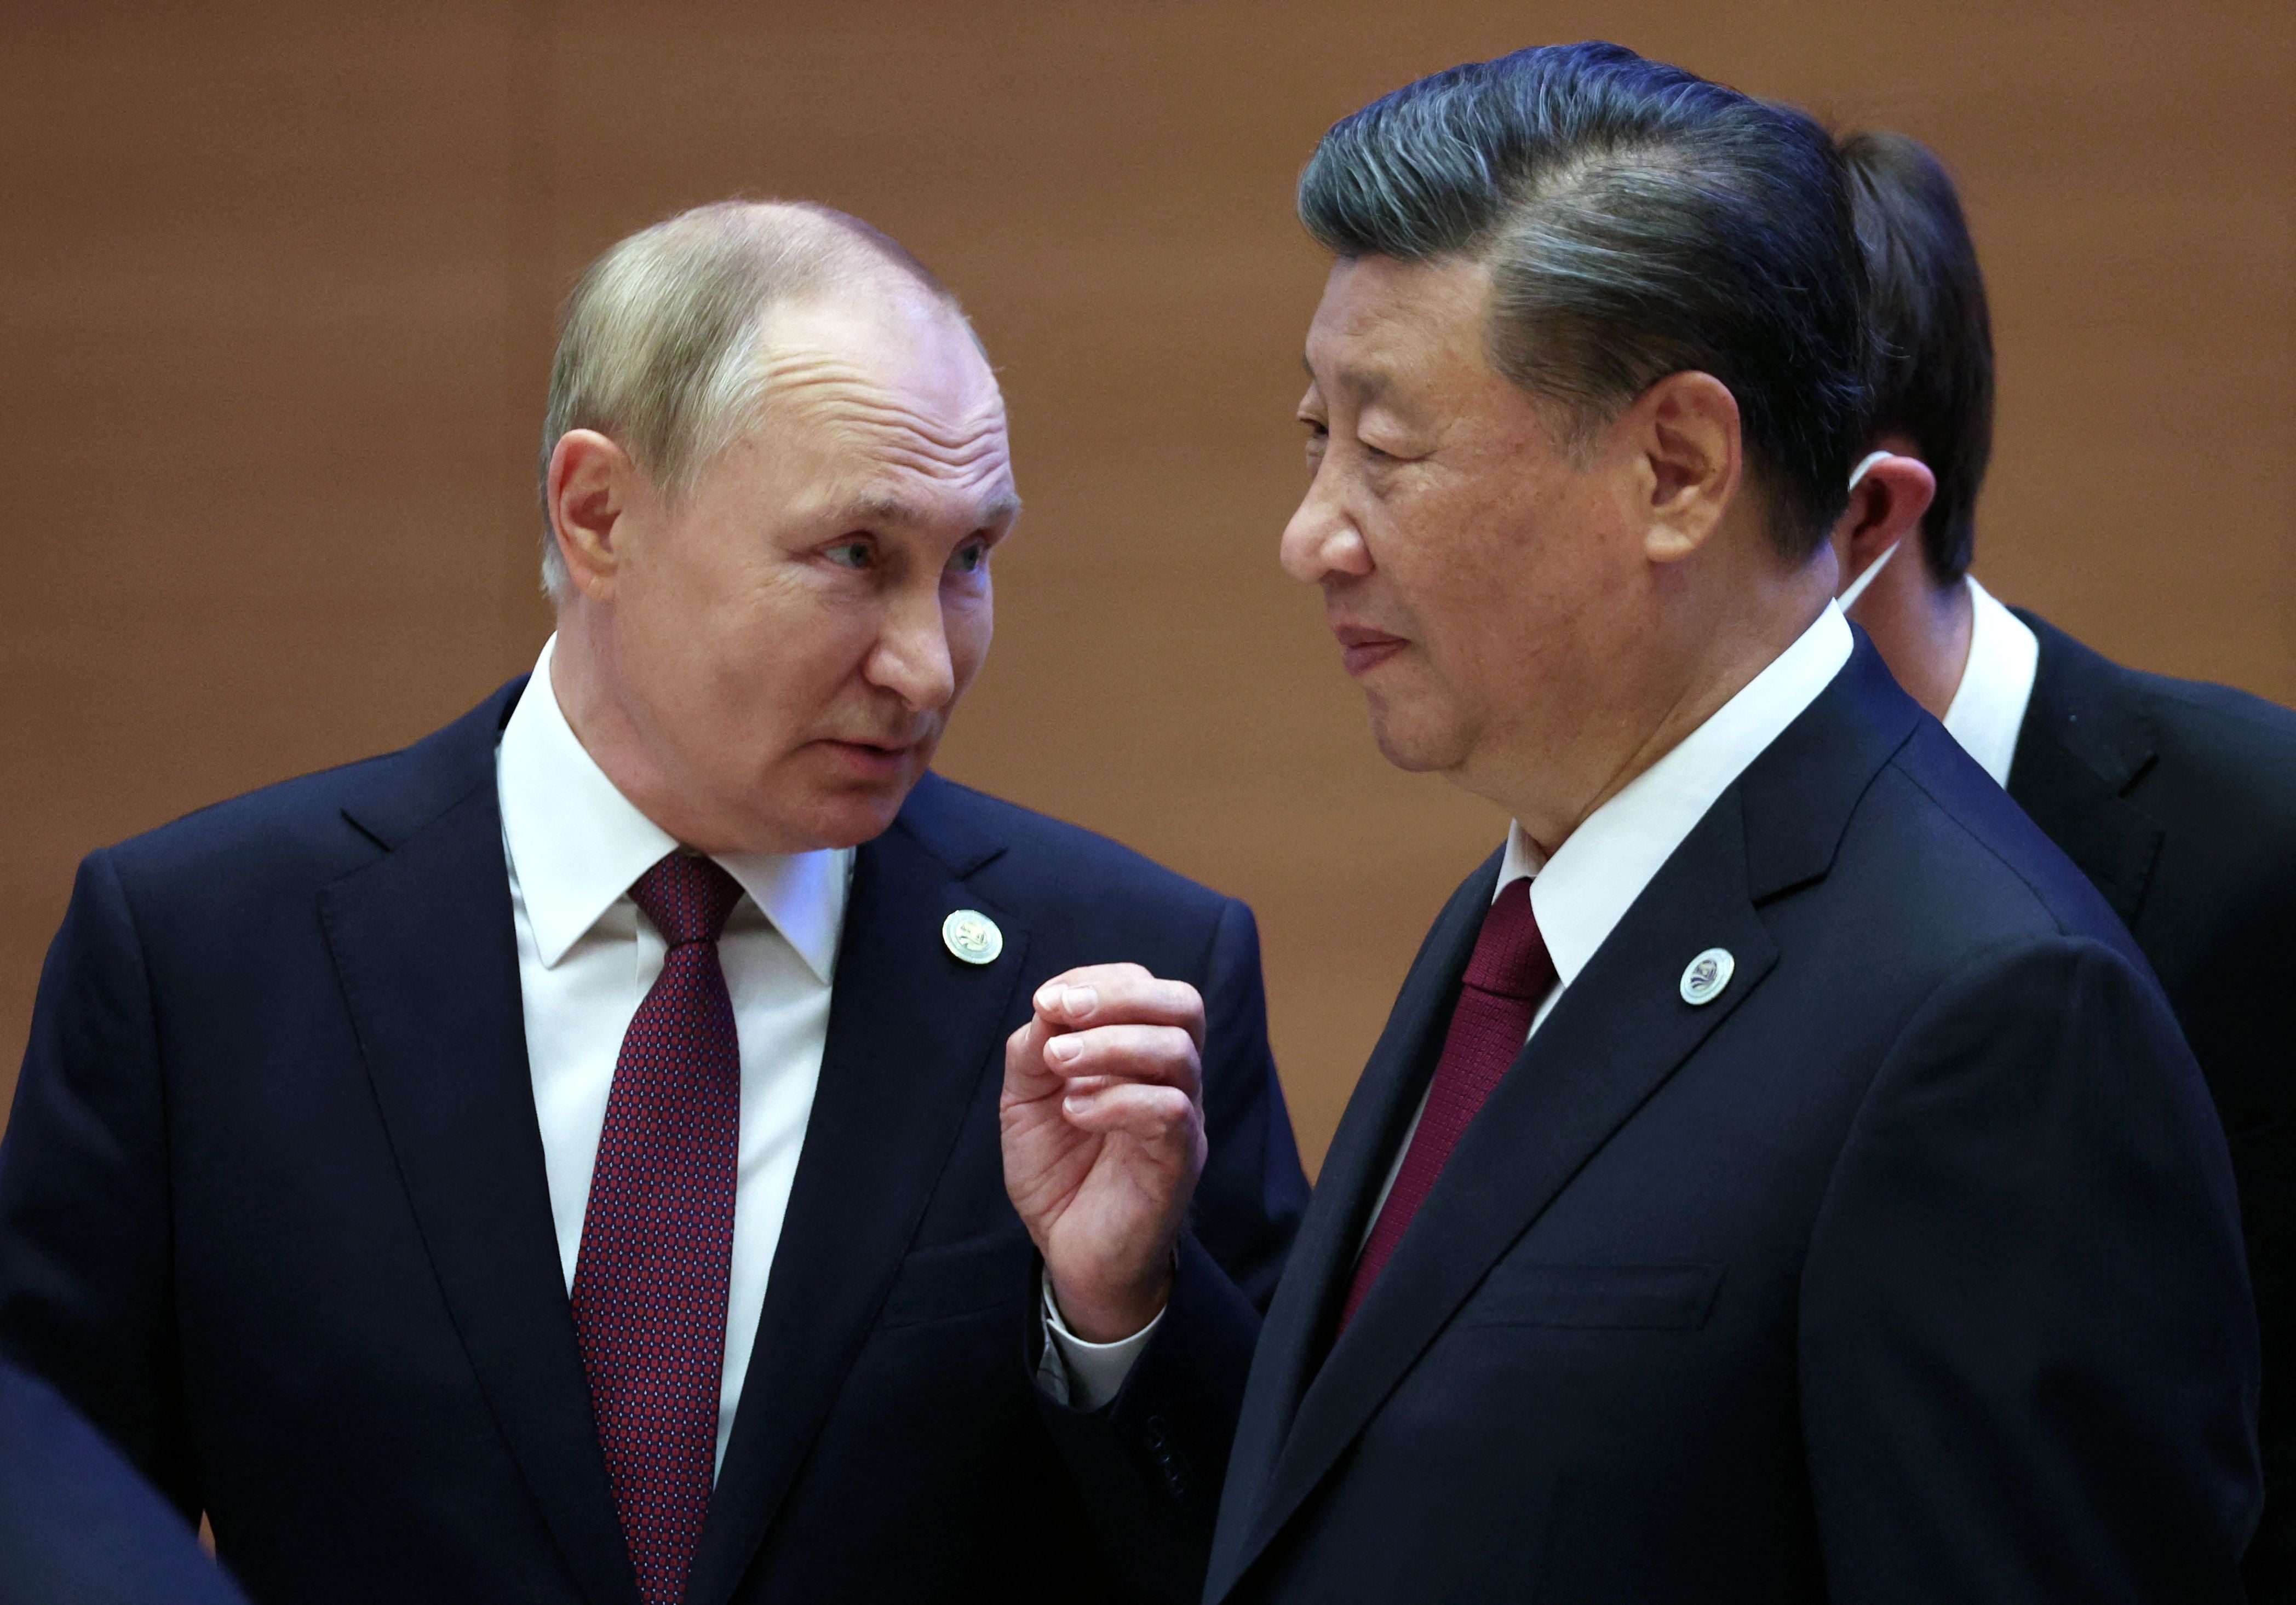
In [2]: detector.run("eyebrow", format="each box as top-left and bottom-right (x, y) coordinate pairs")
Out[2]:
(839, 490), (1023, 530)
(1301, 354), (1392, 405)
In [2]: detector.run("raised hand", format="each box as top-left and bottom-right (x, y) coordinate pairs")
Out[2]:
(1001, 963), (1207, 1342)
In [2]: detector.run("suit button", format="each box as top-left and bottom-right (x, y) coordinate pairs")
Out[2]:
(1143, 1415), (1189, 1499)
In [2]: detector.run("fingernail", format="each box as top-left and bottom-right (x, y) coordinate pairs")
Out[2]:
(1047, 1036), (1081, 1063)
(1063, 985), (1098, 1020)
(1034, 985), (1060, 1014)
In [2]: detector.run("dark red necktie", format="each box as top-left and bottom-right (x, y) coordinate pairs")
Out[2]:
(1339, 877), (1554, 1333)
(571, 852), (745, 1605)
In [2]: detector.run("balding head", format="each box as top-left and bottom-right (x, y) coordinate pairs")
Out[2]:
(537, 200), (1015, 856)
(538, 200), (976, 597)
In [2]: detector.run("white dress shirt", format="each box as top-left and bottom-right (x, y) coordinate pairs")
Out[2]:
(1939, 576), (2040, 788)
(496, 635), (852, 1473)
(1354, 602), (1855, 1239)
(1042, 605), (1856, 1410)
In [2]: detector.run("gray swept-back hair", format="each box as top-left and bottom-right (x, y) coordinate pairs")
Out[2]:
(1298, 42), (1870, 556)
(537, 200), (967, 599)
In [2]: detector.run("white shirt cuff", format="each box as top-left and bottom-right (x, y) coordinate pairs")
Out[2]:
(1034, 1269), (1162, 1412)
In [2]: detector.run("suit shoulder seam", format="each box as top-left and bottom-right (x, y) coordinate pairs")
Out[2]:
(1882, 755), (2071, 938)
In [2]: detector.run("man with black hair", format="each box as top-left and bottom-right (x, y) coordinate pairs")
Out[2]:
(1829, 127), (2296, 1600)
(1005, 44), (2259, 1604)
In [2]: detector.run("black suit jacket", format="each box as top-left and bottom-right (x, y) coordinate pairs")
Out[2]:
(0, 677), (1309, 1605)
(1057, 640), (2258, 1603)
(2008, 610), (2296, 1600)
(0, 1358), (248, 1605)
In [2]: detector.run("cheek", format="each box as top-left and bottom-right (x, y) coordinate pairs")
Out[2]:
(1380, 493), (1563, 704)
(1370, 508), (1494, 674)
(686, 582), (881, 730)
(945, 591), (993, 690)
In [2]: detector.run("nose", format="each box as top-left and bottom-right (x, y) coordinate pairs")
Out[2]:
(1280, 467), (1373, 585)
(866, 586), (958, 714)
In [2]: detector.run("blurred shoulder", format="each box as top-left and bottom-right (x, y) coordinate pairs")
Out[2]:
(2126, 663), (2296, 818)
(0, 1361), (247, 1604)
(2026, 611), (2296, 799)
(2019, 613), (2296, 910)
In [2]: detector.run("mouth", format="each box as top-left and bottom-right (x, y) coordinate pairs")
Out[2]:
(817, 739), (918, 783)
(1332, 624), (1408, 677)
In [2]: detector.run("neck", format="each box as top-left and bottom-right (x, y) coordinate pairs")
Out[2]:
(1488, 567), (1834, 858)
(549, 603), (740, 855)
(1846, 559), (1972, 721)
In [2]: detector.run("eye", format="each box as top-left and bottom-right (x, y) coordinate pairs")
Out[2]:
(947, 539), (990, 576)
(824, 538), (873, 570)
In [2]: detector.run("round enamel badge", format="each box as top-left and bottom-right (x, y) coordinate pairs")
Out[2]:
(1679, 947), (1735, 1006)
(941, 909), (1004, 965)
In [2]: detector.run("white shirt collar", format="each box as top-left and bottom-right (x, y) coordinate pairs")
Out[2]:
(1496, 603), (1854, 986)
(497, 635), (850, 981)
(1941, 576), (2040, 789)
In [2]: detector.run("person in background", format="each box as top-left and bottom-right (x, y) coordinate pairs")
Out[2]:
(0, 200), (1306, 1605)
(1826, 126), (2296, 1598)
(1005, 43), (2260, 1603)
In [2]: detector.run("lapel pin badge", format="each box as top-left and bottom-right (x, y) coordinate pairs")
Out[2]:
(942, 909), (1004, 966)
(1679, 947), (1735, 1006)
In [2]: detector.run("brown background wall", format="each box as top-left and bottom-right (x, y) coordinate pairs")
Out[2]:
(3, 0), (2291, 1171)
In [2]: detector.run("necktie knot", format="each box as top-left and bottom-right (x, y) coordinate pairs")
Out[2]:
(629, 852), (744, 948)
(1461, 878), (1553, 1000)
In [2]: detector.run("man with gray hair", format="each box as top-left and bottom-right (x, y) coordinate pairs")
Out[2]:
(0, 200), (1307, 1604)
(1009, 43), (2258, 1602)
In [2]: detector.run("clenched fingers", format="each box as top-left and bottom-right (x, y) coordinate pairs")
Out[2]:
(1055, 1080), (1204, 1148)
(1041, 1022), (1202, 1098)
(1003, 1013), (1073, 1102)
(1031, 964), (1206, 1052)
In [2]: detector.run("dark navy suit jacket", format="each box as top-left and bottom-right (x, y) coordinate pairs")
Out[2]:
(1053, 641), (2260, 1604)
(0, 677), (1309, 1605)
(2007, 611), (2296, 1600)
(0, 1358), (247, 1605)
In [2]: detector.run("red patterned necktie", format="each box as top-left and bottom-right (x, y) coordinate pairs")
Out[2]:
(1339, 877), (1554, 1333)
(571, 852), (745, 1605)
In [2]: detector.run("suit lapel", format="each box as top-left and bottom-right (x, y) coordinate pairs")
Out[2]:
(1209, 641), (1918, 1601)
(319, 684), (640, 1605)
(1215, 802), (1777, 1594)
(681, 799), (1028, 1605)
(1206, 855), (1496, 1587)
(2006, 612), (2163, 927)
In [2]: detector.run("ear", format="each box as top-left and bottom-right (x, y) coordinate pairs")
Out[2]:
(546, 429), (642, 601)
(1826, 452), (1937, 583)
(1629, 372), (1742, 565)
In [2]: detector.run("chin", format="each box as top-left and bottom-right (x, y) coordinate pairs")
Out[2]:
(797, 784), (917, 852)
(753, 744), (935, 853)
(1364, 699), (1467, 776)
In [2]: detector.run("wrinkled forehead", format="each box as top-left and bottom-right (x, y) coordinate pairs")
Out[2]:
(753, 294), (1016, 521)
